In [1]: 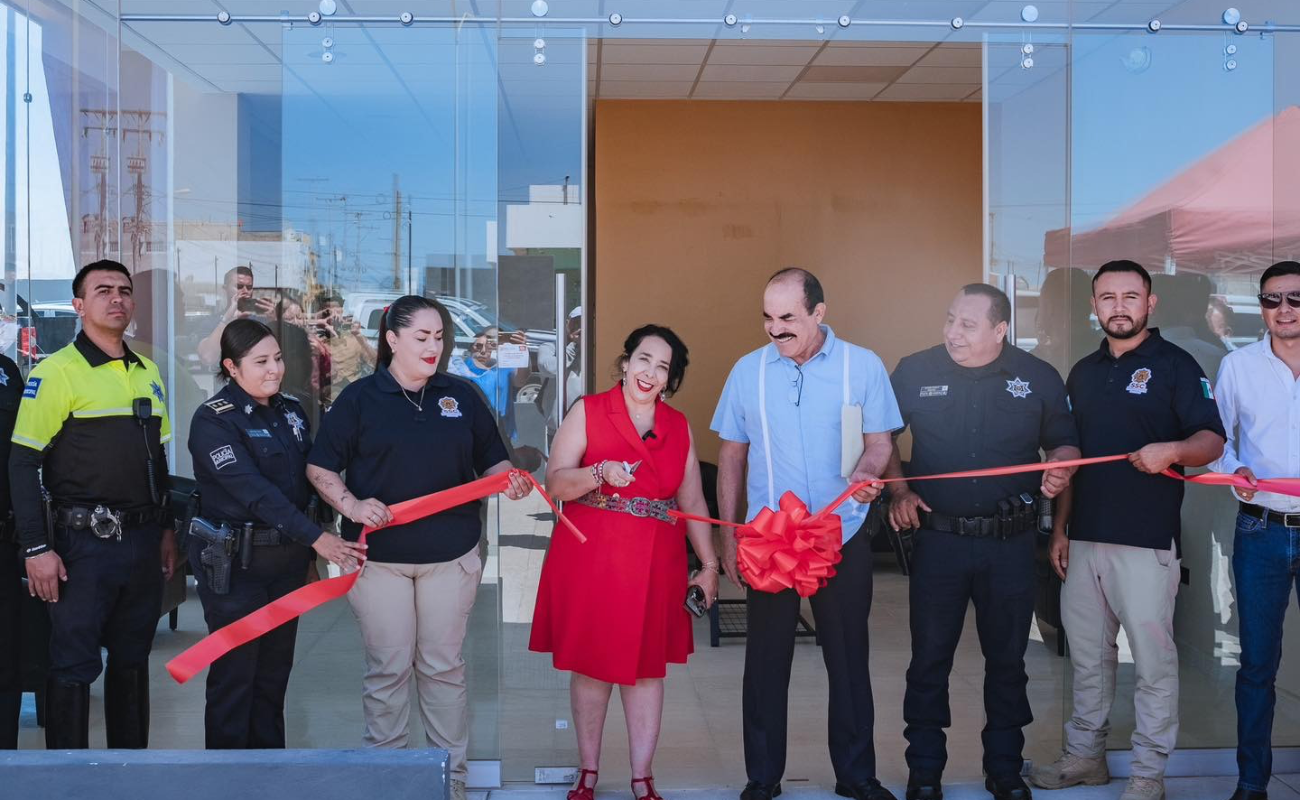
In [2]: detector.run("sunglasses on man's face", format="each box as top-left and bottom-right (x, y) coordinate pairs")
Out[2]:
(1258, 291), (1300, 310)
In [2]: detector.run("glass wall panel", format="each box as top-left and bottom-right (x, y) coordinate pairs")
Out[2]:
(1064, 27), (1276, 753)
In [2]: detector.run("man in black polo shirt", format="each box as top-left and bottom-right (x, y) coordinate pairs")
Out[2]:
(1031, 261), (1224, 800)
(886, 284), (1079, 800)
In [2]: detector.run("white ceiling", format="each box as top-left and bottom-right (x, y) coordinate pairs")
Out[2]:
(115, 0), (1274, 99)
(589, 39), (986, 102)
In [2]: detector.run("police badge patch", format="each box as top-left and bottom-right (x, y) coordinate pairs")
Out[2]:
(1127, 368), (1153, 395)
(1005, 377), (1032, 398)
(439, 397), (462, 418)
(210, 445), (237, 470)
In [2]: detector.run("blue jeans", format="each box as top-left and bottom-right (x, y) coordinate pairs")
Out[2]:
(1234, 510), (1300, 792)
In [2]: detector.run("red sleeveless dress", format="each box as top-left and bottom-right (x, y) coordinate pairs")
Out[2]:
(529, 384), (695, 685)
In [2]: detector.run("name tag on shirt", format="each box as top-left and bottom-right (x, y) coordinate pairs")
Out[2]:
(919, 385), (948, 398)
(247, 429), (272, 438)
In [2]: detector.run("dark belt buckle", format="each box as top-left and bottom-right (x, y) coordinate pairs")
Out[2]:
(90, 505), (122, 541)
(1284, 513), (1300, 529)
(958, 516), (980, 537)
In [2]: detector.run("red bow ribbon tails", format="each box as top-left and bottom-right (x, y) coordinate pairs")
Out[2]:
(734, 492), (844, 597)
(167, 471), (582, 684)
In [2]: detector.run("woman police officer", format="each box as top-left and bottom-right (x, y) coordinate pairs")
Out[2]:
(188, 318), (363, 749)
(306, 295), (531, 800)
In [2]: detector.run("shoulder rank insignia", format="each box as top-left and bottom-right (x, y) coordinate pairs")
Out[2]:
(280, 392), (299, 403)
(204, 398), (236, 415)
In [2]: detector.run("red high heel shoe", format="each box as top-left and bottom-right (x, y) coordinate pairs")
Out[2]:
(631, 776), (664, 800)
(568, 769), (599, 800)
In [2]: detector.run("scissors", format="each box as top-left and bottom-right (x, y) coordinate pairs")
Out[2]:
(622, 460), (642, 475)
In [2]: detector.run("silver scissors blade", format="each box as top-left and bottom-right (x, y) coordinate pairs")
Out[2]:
(623, 460), (642, 474)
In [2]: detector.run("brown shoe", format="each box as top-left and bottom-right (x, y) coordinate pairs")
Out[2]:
(1028, 753), (1110, 789)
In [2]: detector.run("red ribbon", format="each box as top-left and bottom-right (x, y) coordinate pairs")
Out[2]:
(672, 454), (1300, 598)
(166, 471), (581, 685)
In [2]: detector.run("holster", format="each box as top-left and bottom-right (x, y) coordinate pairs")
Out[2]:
(189, 516), (235, 595)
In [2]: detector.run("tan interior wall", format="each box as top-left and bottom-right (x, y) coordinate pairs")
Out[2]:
(593, 100), (983, 463)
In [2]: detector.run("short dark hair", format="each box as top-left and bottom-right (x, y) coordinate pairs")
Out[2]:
(768, 267), (825, 314)
(219, 318), (277, 380)
(223, 265), (254, 287)
(1260, 261), (1300, 292)
(1092, 260), (1152, 293)
(960, 283), (1012, 326)
(615, 324), (690, 398)
(72, 260), (132, 299)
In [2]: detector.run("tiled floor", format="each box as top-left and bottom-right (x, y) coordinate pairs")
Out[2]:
(13, 494), (1300, 795)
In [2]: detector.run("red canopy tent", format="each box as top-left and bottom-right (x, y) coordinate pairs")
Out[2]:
(1043, 105), (1300, 275)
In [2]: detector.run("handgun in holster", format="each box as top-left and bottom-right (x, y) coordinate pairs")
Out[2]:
(189, 516), (235, 595)
(308, 494), (334, 526)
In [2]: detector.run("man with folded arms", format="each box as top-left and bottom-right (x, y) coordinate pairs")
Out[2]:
(1211, 260), (1300, 800)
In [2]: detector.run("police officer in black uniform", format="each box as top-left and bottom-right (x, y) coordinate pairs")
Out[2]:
(0, 352), (27, 748)
(188, 319), (363, 749)
(884, 284), (1080, 800)
(10, 260), (176, 749)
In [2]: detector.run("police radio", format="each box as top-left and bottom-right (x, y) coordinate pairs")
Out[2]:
(133, 397), (161, 507)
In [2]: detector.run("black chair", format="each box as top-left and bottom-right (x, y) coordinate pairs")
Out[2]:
(695, 461), (817, 647)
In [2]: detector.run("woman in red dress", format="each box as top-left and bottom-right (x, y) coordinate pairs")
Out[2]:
(531, 325), (720, 800)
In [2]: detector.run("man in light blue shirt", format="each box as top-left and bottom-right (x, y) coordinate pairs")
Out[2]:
(712, 268), (902, 800)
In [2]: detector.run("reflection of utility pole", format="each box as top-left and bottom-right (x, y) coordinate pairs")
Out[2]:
(81, 108), (164, 266)
(391, 174), (402, 292)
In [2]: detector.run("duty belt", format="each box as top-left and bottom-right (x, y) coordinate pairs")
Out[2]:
(1239, 501), (1300, 529)
(216, 524), (286, 547)
(920, 507), (1036, 540)
(55, 504), (168, 540)
(572, 491), (679, 524)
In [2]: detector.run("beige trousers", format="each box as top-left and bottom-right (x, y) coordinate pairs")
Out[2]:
(347, 549), (482, 779)
(1061, 539), (1181, 780)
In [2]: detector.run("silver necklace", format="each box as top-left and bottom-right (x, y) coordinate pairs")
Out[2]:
(402, 385), (426, 412)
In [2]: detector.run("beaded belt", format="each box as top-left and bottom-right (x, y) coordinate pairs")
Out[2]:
(571, 491), (679, 524)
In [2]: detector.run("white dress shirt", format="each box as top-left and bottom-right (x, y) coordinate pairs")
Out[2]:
(1214, 334), (1300, 512)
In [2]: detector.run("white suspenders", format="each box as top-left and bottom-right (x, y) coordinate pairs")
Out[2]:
(756, 340), (857, 511)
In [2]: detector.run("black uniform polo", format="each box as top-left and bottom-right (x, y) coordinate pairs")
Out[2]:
(188, 381), (321, 547)
(891, 343), (1078, 517)
(1065, 328), (1225, 553)
(308, 363), (509, 564)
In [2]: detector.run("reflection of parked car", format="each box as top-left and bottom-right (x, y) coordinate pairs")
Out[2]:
(348, 294), (555, 403)
(16, 296), (78, 362)
(1219, 294), (1267, 349)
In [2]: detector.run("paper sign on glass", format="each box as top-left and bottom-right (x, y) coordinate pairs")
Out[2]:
(498, 343), (530, 369)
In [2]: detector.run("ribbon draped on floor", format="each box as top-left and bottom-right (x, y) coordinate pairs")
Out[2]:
(670, 454), (1300, 598)
(169, 455), (1300, 684)
(166, 471), (580, 684)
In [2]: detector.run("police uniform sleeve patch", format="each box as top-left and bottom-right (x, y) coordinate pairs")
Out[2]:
(209, 445), (237, 470)
(1200, 377), (1214, 399)
(204, 398), (236, 414)
(22, 377), (40, 399)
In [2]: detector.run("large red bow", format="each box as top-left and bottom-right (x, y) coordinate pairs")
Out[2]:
(735, 492), (843, 597)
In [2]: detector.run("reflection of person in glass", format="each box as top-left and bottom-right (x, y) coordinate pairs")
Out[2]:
(1035, 261), (1225, 800)
(538, 305), (584, 428)
(1206, 296), (1237, 351)
(1211, 261), (1300, 800)
(451, 325), (529, 442)
(187, 319), (363, 749)
(885, 284), (1079, 800)
(196, 266), (276, 367)
(316, 292), (376, 403)
(530, 325), (719, 800)
(306, 296), (531, 800)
